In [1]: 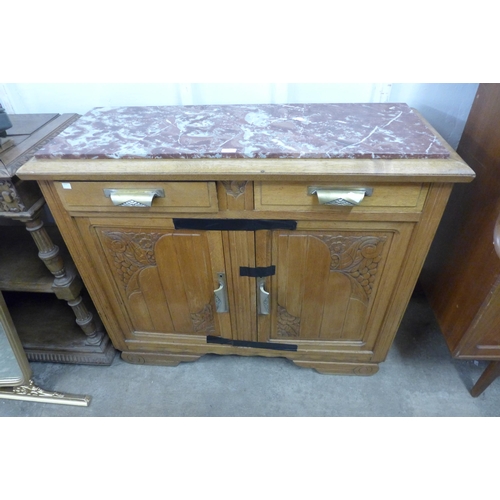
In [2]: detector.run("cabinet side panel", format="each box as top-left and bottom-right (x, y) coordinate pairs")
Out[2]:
(37, 181), (128, 351)
(373, 183), (453, 361)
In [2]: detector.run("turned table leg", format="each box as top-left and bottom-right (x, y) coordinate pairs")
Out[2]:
(470, 361), (500, 397)
(21, 209), (103, 346)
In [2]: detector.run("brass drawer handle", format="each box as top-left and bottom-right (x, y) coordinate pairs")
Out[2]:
(257, 277), (270, 315)
(308, 187), (373, 206)
(103, 188), (165, 207)
(214, 273), (229, 313)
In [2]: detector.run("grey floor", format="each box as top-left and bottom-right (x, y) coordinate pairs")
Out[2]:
(1, 289), (499, 417)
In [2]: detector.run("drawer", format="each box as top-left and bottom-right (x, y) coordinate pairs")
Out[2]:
(254, 182), (428, 213)
(54, 181), (219, 213)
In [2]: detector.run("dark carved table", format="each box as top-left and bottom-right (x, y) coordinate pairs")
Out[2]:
(0, 113), (115, 364)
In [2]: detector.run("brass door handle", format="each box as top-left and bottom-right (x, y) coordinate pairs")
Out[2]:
(257, 277), (270, 315)
(214, 273), (229, 313)
(103, 188), (165, 207)
(308, 187), (373, 206)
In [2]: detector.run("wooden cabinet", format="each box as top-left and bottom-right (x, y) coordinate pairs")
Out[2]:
(17, 103), (475, 375)
(421, 84), (500, 395)
(69, 211), (412, 370)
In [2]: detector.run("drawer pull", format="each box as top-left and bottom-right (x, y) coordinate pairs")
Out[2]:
(257, 277), (270, 315)
(308, 187), (373, 206)
(214, 273), (229, 313)
(103, 188), (165, 207)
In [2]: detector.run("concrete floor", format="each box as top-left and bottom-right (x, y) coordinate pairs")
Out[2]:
(1, 290), (499, 417)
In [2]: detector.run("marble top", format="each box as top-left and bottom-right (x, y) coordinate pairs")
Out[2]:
(34, 103), (450, 160)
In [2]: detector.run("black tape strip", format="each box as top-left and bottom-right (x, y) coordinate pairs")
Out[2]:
(240, 266), (276, 278)
(173, 219), (297, 231)
(207, 336), (298, 352)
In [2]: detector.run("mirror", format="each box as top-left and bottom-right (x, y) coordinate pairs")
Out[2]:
(0, 291), (32, 387)
(0, 291), (91, 406)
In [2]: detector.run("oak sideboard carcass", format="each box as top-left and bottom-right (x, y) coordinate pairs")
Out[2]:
(17, 103), (475, 375)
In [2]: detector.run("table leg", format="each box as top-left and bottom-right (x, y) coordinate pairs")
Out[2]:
(22, 209), (103, 346)
(470, 361), (500, 397)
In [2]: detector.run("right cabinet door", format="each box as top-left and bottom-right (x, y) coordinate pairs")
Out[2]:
(259, 222), (414, 357)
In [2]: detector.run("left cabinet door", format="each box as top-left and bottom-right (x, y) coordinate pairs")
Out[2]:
(75, 218), (232, 347)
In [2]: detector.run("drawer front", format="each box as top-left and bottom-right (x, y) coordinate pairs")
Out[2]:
(254, 182), (428, 213)
(55, 181), (218, 213)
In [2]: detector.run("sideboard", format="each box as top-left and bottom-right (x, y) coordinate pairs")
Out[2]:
(17, 103), (475, 375)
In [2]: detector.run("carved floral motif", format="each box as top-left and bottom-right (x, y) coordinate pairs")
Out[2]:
(190, 303), (215, 334)
(101, 231), (162, 295)
(0, 180), (25, 213)
(221, 181), (247, 198)
(277, 305), (301, 337)
(313, 234), (387, 298)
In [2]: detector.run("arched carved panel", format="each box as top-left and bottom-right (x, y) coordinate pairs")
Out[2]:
(98, 229), (216, 335)
(275, 232), (388, 341)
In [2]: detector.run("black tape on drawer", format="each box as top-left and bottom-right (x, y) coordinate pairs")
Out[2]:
(239, 266), (276, 278)
(173, 219), (297, 231)
(207, 336), (298, 352)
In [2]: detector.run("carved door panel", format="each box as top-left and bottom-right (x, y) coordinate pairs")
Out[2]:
(260, 225), (412, 351)
(75, 216), (412, 354)
(87, 224), (230, 340)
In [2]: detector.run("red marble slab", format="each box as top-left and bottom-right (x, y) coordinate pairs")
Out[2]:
(34, 103), (450, 160)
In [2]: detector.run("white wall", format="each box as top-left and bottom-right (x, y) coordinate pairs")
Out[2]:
(389, 83), (479, 149)
(0, 83), (478, 149)
(0, 83), (393, 114)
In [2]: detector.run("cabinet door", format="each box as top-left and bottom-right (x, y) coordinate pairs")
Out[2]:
(259, 223), (413, 353)
(78, 219), (231, 343)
